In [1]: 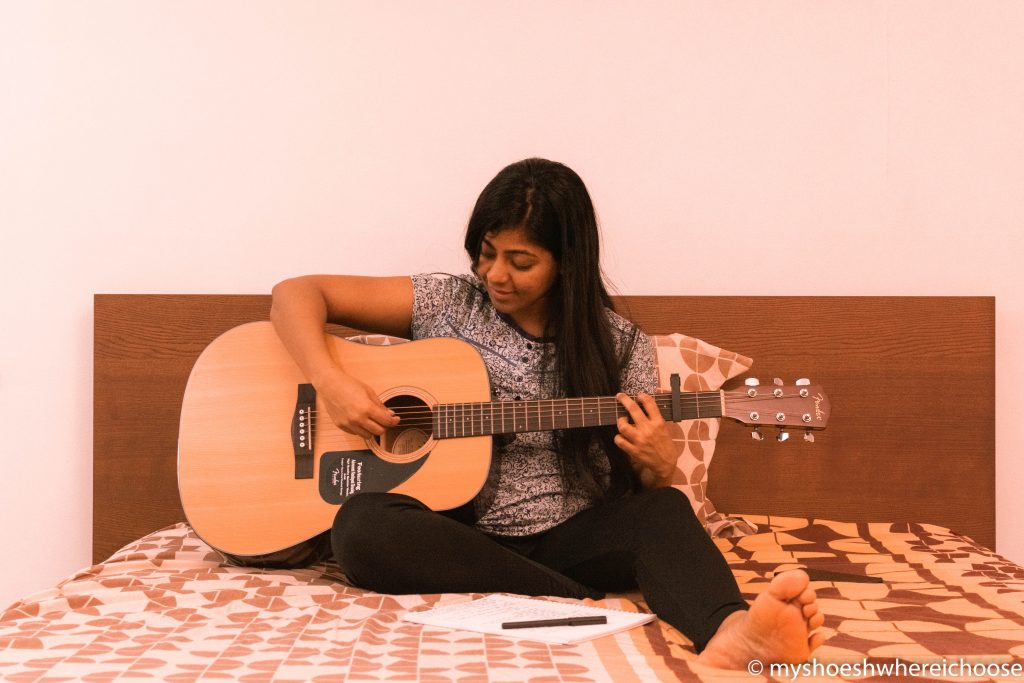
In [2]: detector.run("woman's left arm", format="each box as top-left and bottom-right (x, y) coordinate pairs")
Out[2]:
(614, 393), (678, 488)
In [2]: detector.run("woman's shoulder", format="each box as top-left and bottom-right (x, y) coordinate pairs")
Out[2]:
(411, 272), (485, 306)
(604, 308), (656, 390)
(410, 272), (491, 340)
(412, 271), (484, 290)
(603, 306), (648, 341)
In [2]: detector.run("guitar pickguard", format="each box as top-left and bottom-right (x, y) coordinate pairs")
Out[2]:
(318, 450), (428, 504)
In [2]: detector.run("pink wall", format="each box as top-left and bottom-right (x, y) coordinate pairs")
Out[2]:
(2, 2), (1022, 608)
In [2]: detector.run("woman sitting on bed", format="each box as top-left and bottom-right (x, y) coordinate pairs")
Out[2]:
(270, 157), (826, 668)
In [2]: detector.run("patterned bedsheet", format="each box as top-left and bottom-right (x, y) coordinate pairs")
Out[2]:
(2, 517), (1023, 682)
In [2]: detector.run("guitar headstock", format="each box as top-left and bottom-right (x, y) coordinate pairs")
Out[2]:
(722, 378), (830, 442)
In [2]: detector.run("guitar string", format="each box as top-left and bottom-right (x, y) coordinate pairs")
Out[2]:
(304, 394), (813, 420)
(302, 394), (817, 433)
(304, 392), (809, 418)
(304, 402), (818, 441)
(303, 391), (805, 412)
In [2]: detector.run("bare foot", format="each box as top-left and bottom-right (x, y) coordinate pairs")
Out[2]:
(697, 570), (827, 670)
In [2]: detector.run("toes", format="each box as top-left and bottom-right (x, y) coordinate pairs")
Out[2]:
(808, 612), (826, 630)
(770, 570), (810, 601)
(797, 587), (816, 606)
(808, 631), (828, 652)
(802, 603), (818, 619)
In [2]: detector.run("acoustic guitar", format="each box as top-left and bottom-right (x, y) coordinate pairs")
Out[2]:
(178, 322), (830, 557)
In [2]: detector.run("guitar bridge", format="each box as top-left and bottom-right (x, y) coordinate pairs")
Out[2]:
(292, 384), (316, 479)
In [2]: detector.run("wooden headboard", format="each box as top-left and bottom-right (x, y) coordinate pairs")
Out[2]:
(94, 295), (995, 563)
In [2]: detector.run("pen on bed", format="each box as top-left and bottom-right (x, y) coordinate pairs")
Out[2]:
(502, 616), (608, 629)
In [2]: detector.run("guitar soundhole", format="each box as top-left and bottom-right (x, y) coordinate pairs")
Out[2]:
(373, 394), (433, 460)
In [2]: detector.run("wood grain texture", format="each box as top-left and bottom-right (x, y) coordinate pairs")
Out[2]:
(94, 294), (995, 563)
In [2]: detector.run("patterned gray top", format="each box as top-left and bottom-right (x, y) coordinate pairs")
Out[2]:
(410, 273), (656, 536)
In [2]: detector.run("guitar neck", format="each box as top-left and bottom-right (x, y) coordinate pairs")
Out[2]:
(432, 391), (723, 439)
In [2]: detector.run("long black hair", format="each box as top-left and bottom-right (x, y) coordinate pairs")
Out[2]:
(464, 158), (640, 501)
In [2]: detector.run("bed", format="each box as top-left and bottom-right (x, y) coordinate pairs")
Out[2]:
(3, 293), (1021, 682)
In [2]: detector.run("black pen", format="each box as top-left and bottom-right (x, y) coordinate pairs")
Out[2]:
(502, 616), (608, 629)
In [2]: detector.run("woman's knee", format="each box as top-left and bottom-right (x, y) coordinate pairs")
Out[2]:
(635, 487), (704, 534)
(638, 486), (695, 515)
(330, 492), (423, 580)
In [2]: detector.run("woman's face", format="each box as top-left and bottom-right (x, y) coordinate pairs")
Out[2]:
(475, 226), (559, 334)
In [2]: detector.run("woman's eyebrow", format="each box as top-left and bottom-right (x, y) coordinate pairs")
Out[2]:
(482, 237), (538, 257)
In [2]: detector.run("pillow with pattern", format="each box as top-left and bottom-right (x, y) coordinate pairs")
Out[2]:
(651, 333), (758, 538)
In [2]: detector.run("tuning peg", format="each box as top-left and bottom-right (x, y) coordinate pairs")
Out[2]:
(796, 378), (811, 386)
(803, 430), (815, 443)
(772, 378), (785, 397)
(745, 377), (760, 397)
(751, 427), (764, 441)
(777, 429), (790, 442)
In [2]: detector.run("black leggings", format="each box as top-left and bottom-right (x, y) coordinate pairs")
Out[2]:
(331, 487), (747, 651)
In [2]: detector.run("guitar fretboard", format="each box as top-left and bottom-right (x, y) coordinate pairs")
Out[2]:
(432, 392), (723, 439)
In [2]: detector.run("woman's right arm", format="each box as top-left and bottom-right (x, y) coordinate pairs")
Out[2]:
(270, 275), (414, 438)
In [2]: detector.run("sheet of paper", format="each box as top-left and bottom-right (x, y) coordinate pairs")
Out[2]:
(401, 594), (656, 645)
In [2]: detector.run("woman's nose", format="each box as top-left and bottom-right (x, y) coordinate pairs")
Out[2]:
(487, 260), (509, 284)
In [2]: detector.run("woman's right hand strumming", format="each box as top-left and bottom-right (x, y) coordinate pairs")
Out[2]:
(270, 273), (415, 440)
(315, 368), (399, 439)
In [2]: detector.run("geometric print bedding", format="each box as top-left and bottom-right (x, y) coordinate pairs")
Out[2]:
(2, 519), (1023, 682)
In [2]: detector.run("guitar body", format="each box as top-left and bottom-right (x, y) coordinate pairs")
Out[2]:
(178, 322), (492, 557)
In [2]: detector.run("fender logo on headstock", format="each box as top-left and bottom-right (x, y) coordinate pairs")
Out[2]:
(814, 393), (826, 421)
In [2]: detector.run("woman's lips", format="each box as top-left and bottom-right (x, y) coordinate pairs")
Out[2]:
(489, 288), (515, 301)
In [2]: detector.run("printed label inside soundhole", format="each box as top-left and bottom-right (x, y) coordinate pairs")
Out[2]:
(318, 450), (427, 504)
